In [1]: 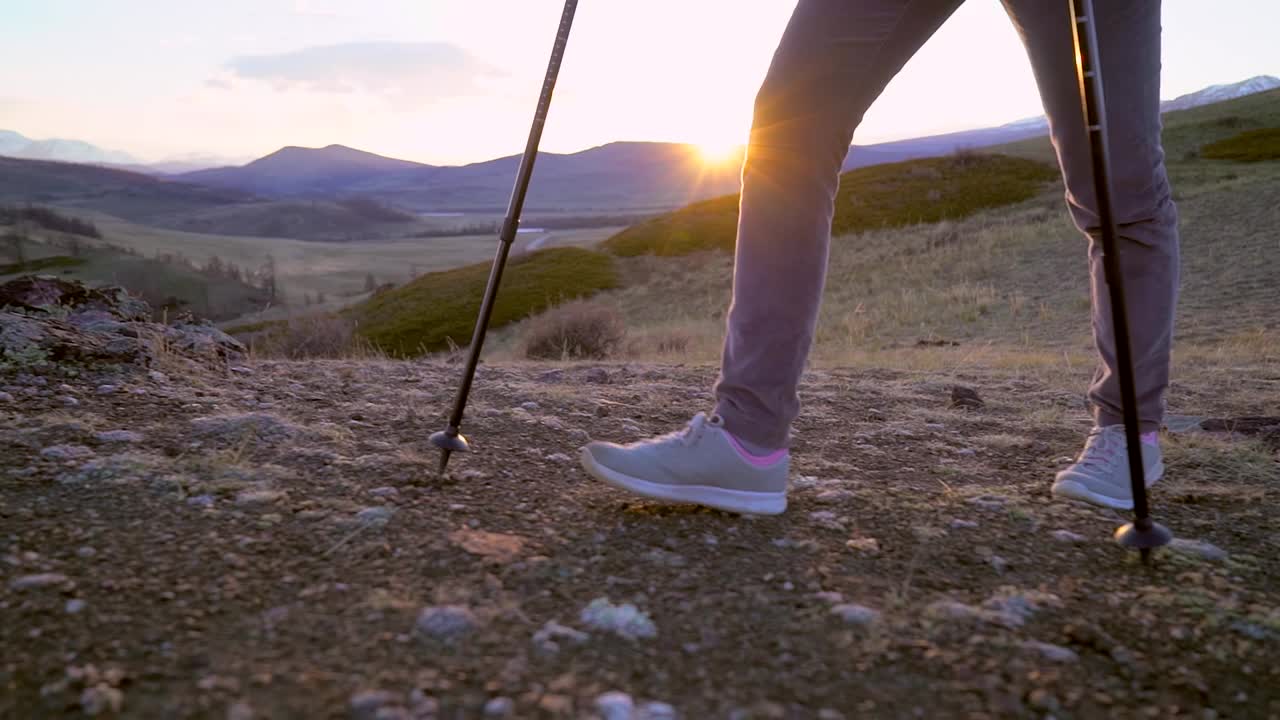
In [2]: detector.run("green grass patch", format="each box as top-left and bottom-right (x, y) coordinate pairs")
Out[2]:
(601, 153), (1056, 257)
(347, 247), (620, 358)
(0, 255), (87, 275)
(1201, 127), (1280, 162)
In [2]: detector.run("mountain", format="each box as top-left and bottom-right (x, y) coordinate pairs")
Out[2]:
(178, 144), (434, 195)
(0, 130), (138, 165)
(842, 120), (1048, 171)
(1161, 75), (1280, 113)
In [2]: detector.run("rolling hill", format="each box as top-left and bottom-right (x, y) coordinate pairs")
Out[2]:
(179, 144), (433, 196)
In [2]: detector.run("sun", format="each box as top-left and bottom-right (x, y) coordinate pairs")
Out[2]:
(695, 140), (743, 167)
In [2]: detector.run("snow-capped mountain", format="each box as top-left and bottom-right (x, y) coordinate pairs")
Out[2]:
(0, 130), (138, 165)
(1161, 75), (1280, 112)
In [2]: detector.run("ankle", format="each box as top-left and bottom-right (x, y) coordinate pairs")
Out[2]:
(725, 430), (788, 464)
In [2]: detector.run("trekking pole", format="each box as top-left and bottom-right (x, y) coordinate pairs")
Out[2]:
(430, 0), (578, 475)
(1067, 0), (1172, 562)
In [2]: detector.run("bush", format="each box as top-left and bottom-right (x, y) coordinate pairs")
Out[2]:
(348, 247), (620, 358)
(601, 153), (1057, 258)
(1201, 128), (1280, 162)
(238, 314), (376, 359)
(524, 301), (625, 360)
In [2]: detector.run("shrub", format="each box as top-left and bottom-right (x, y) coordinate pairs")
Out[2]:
(1200, 127), (1280, 162)
(239, 314), (376, 359)
(601, 153), (1057, 257)
(348, 247), (619, 358)
(524, 301), (625, 360)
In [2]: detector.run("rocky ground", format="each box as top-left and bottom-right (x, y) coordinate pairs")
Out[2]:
(2, 279), (1278, 719)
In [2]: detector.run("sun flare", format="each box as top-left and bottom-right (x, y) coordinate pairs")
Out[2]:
(695, 140), (743, 167)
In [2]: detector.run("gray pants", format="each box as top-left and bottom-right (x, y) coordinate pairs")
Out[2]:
(714, 0), (1180, 448)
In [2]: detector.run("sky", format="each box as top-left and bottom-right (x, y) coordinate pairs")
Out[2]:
(1, 0), (1277, 166)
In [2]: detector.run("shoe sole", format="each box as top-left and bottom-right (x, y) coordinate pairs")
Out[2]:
(1051, 463), (1164, 511)
(579, 447), (787, 516)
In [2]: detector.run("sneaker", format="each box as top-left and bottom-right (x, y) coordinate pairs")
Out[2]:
(1051, 425), (1163, 510)
(579, 412), (788, 515)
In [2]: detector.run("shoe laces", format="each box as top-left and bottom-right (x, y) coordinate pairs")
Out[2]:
(1076, 425), (1126, 472)
(679, 412), (722, 447)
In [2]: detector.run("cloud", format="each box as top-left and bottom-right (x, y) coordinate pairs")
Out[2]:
(225, 42), (504, 102)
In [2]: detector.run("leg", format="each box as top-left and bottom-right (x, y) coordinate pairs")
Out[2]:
(1003, 0), (1180, 432)
(714, 0), (966, 449)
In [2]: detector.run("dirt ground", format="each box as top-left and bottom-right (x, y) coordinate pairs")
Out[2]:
(2, 356), (1277, 720)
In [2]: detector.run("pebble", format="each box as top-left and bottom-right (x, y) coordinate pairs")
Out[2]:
(60, 395), (80, 407)
(580, 597), (657, 640)
(483, 697), (515, 718)
(597, 691), (635, 720)
(1051, 529), (1087, 544)
(10, 573), (69, 590)
(66, 599), (87, 614)
(95, 384), (117, 395)
(988, 555), (1010, 573)
(229, 366), (254, 375)
(41, 444), (95, 460)
(355, 506), (394, 526)
(77, 546), (97, 558)
(830, 603), (880, 626)
(949, 518), (979, 529)
(226, 700), (255, 720)
(956, 448), (977, 456)
(520, 401), (540, 412)
(234, 490), (284, 506)
(415, 605), (478, 641)
(545, 453), (572, 463)
(568, 428), (591, 444)
(350, 690), (399, 720)
(0, 391), (13, 402)
(1022, 641), (1080, 663)
(368, 486), (399, 498)
(148, 370), (168, 383)
(187, 495), (216, 508)
(637, 702), (677, 720)
(815, 489), (854, 504)
(967, 494), (1008, 509)
(845, 537), (880, 554)
(532, 620), (589, 654)
(95, 430), (144, 443)
(1169, 538), (1228, 562)
(80, 685), (125, 716)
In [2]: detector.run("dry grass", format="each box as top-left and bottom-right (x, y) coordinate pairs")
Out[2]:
(523, 301), (626, 360)
(242, 314), (385, 360)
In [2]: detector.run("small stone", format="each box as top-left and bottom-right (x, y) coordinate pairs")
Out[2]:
(350, 690), (399, 720)
(95, 384), (118, 395)
(520, 401), (540, 412)
(60, 395), (80, 407)
(77, 546), (97, 558)
(0, 391), (13, 402)
(538, 694), (572, 715)
(1229, 620), (1269, 640)
(226, 700), (254, 720)
(580, 597), (657, 640)
(951, 385), (984, 409)
(568, 428), (591, 444)
(415, 605), (478, 641)
(636, 702), (677, 720)
(1168, 538), (1228, 562)
(1051, 529), (1087, 544)
(10, 573), (69, 590)
(187, 495), (215, 508)
(596, 691), (635, 720)
(545, 453), (572, 463)
(369, 486), (399, 498)
(813, 591), (844, 604)
(818, 710), (846, 720)
(988, 555), (1009, 573)
(815, 489), (854, 504)
(355, 506), (394, 526)
(80, 685), (125, 716)
(949, 518), (979, 529)
(41, 444), (95, 460)
(229, 366), (254, 375)
(148, 370), (168, 383)
(66, 599), (87, 614)
(532, 620), (589, 654)
(831, 603), (880, 626)
(483, 697), (515, 718)
(95, 430), (143, 443)
(845, 537), (880, 554)
(967, 494), (1008, 509)
(1022, 641), (1080, 663)
(234, 489), (284, 506)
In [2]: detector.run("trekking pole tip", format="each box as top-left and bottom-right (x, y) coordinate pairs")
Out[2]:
(1114, 520), (1173, 561)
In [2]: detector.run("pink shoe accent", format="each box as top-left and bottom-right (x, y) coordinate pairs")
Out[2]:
(725, 431), (788, 467)
(1140, 431), (1158, 447)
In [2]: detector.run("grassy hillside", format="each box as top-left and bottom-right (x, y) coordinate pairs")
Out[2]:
(346, 247), (620, 357)
(1201, 127), (1280, 162)
(602, 153), (1057, 257)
